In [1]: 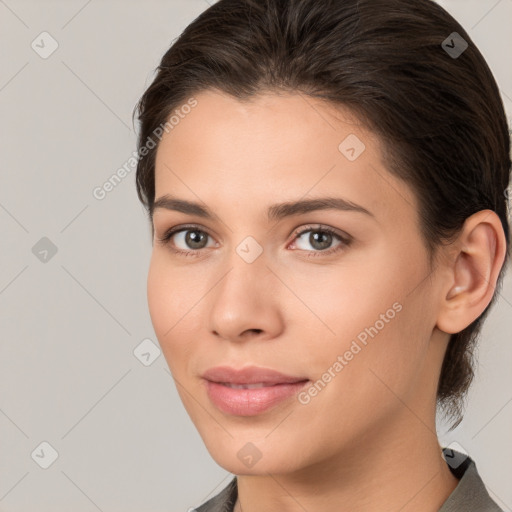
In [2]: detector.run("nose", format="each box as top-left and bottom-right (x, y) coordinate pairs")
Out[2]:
(207, 250), (284, 343)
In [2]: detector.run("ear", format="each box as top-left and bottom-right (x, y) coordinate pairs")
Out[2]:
(436, 210), (507, 334)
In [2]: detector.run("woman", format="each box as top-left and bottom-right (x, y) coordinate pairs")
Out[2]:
(133, 0), (510, 510)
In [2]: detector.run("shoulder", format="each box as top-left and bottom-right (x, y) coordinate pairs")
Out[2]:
(192, 477), (238, 512)
(439, 448), (504, 512)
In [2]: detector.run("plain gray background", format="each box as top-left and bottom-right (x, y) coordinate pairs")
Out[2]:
(0, 1), (511, 511)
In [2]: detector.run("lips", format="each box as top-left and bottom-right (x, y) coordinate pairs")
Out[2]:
(201, 365), (308, 386)
(221, 383), (271, 389)
(202, 366), (310, 416)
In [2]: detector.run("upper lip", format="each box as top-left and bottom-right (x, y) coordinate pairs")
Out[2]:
(202, 366), (309, 385)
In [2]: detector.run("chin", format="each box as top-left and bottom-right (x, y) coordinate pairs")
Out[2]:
(214, 453), (299, 476)
(199, 431), (309, 476)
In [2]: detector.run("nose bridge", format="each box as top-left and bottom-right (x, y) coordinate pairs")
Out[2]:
(233, 233), (266, 267)
(219, 234), (270, 297)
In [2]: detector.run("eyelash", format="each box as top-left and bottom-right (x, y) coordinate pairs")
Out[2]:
(156, 223), (353, 259)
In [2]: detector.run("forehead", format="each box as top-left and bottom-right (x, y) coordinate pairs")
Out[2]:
(153, 90), (418, 225)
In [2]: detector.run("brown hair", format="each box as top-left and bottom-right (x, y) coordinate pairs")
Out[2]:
(133, 0), (511, 429)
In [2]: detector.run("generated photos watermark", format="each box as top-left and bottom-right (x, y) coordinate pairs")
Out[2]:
(298, 301), (403, 405)
(92, 97), (198, 201)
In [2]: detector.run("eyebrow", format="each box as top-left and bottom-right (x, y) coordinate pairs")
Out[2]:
(152, 194), (374, 222)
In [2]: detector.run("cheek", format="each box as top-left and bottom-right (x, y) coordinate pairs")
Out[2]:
(305, 251), (433, 396)
(294, 300), (429, 451)
(147, 256), (172, 340)
(147, 254), (193, 370)
(298, 259), (406, 348)
(147, 251), (203, 330)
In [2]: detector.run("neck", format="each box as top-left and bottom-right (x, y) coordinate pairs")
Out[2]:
(233, 410), (459, 512)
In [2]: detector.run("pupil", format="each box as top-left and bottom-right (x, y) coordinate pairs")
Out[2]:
(186, 230), (206, 249)
(311, 231), (331, 250)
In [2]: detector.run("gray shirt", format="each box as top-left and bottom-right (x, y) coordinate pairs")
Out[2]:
(193, 450), (503, 511)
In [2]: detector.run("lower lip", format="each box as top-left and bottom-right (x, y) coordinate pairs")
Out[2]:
(204, 380), (310, 416)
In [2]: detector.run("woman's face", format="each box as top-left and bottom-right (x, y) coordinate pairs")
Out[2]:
(148, 90), (448, 475)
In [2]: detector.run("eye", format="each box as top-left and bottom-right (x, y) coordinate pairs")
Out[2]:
(156, 223), (352, 258)
(156, 224), (216, 257)
(289, 225), (352, 257)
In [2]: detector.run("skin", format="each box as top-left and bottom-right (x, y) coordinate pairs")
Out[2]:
(147, 89), (506, 512)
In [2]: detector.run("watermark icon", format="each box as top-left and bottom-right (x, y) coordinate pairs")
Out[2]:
(32, 237), (58, 263)
(92, 97), (198, 200)
(338, 134), (366, 161)
(236, 236), (264, 263)
(441, 32), (468, 59)
(442, 441), (469, 469)
(237, 442), (262, 468)
(298, 301), (402, 405)
(31, 31), (59, 59)
(31, 441), (59, 469)
(133, 338), (161, 366)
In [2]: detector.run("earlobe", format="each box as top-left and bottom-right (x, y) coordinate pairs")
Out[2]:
(436, 210), (506, 334)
